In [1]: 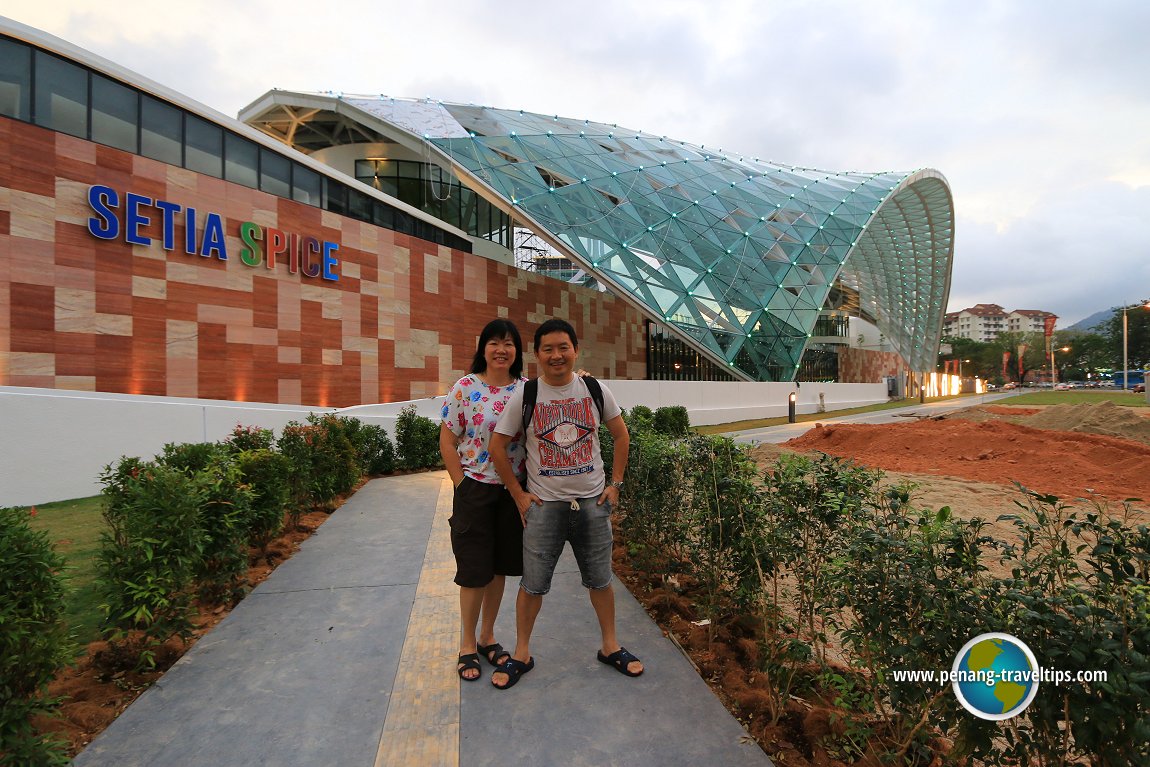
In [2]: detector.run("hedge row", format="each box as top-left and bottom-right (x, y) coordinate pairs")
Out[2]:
(0, 506), (73, 766)
(611, 411), (1149, 765)
(1, 409), (441, 763)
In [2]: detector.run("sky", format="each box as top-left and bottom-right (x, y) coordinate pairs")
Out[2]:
(7, 0), (1150, 328)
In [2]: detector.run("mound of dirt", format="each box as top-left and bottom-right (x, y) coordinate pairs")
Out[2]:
(1021, 401), (1150, 446)
(782, 417), (1150, 503)
(943, 405), (1041, 421)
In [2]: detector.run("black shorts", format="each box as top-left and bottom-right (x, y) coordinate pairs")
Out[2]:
(449, 476), (524, 587)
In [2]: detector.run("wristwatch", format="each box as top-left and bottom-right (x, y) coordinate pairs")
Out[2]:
(611, 481), (624, 491)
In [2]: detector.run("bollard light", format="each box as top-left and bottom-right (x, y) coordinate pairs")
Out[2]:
(788, 391), (797, 423)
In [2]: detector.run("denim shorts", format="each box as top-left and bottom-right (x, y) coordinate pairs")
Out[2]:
(520, 497), (613, 595)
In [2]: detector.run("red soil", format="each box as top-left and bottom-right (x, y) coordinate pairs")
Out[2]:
(784, 416), (1150, 503)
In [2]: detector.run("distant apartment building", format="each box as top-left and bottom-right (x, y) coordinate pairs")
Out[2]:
(943, 304), (1057, 341)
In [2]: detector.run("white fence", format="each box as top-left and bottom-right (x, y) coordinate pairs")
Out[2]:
(1, 380), (886, 506)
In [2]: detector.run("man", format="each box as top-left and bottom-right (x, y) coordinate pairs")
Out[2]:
(488, 318), (644, 689)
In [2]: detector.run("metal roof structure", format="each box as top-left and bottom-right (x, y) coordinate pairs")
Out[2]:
(243, 93), (955, 381)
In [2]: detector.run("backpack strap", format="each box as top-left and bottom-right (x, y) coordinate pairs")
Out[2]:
(521, 376), (606, 435)
(582, 375), (606, 424)
(521, 378), (538, 436)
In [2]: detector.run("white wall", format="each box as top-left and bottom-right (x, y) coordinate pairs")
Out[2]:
(1, 380), (887, 506)
(601, 379), (886, 425)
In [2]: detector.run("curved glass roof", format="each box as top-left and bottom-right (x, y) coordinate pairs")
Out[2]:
(296, 97), (956, 381)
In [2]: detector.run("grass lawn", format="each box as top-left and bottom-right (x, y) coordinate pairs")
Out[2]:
(1004, 389), (1149, 407)
(25, 496), (108, 651)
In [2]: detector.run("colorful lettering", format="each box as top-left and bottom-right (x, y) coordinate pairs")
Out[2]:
(124, 193), (152, 246)
(322, 242), (340, 282)
(239, 221), (263, 266)
(85, 184), (340, 280)
(200, 213), (226, 260)
(86, 185), (119, 240)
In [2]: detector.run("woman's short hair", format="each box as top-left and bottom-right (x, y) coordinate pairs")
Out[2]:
(470, 319), (524, 379)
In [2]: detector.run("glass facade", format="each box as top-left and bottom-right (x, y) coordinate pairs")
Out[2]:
(403, 103), (955, 381)
(354, 159), (511, 249)
(247, 93), (954, 382)
(312, 98), (955, 381)
(646, 322), (735, 381)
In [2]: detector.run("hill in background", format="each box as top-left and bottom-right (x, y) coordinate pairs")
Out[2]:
(1067, 308), (1114, 333)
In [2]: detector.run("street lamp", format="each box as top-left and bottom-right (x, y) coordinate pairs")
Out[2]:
(957, 358), (971, 394)
(1122, 302), (1150, 390)
(1052, 346), (1069, 386)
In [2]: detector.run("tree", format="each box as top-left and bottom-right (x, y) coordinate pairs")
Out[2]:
(989, 331), (1046, 384)
(1101, 301), (1150, 371)
(1055, 330), (1110, 381)
(939, 336), (996, 382)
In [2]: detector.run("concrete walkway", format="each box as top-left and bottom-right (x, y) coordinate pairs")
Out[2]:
(73, 471), (772, 767)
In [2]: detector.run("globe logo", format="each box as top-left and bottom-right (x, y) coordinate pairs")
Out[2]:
(952, 632), (1040, 720)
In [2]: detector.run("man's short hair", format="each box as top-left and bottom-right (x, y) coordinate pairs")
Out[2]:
(534, 318), (579, 352)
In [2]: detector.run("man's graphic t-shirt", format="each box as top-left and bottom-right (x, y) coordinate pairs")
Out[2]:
(494, 375), (621, 501)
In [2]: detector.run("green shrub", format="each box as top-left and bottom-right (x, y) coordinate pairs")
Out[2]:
(358, 423), (396, 475)
(305, 413), (392, 478)
(830, 495), (993, 758)
(276, 418), (359, 513)
(760, 452), (883, 654)
(611, 433), (1150, 763)
(653, 405), (690, 437)
(192, 456), (254, 605)
(234, 449), (291, 551)
(984, 492), (1150, 765)
(395, 405), (442, 470)
(417, 417), (443, 469)
(0, 506), (73, 766)
(158, 441), (224, 475)
(625, 405), (655, 432)
(615, 428), (689, 571)
(305, 414), (361, 500)
(97, 458), (205, 667)
(224, 424), (275, 454)
(276, 422), (317, 518)
(681, 434), (762, 627)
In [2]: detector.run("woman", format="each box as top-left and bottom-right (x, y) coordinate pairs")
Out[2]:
(439, 318), (527, 681)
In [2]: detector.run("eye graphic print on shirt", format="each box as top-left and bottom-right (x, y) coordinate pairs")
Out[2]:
(532, 396), (597, 477)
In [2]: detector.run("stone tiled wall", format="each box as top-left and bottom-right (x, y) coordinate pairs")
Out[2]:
(838, 347), (910, 383)
(0, 118), (648, 406)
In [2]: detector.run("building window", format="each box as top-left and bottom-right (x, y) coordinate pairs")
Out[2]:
(185, 114), (223, 178)
(90, 73), (138, 152)
(33, 50), (87, 139)
(0, 38), (32, 120)
(348, 187), (372, 222)
(813, 314), (849, 338)
(1, 32), (472, 255)
(259, 147), (291, 197)
(646, 321), (735, 381)
(326, 180), (348, 216)
(140, 94), (182, 165)
(224, 132), (259, 189)
(292, 163), (321, 205)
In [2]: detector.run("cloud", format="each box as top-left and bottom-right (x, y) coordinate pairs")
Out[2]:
(951, 180), (1150, 325)
(6, 0), (1148, 330)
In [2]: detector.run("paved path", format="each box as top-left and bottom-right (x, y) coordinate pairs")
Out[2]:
(73, 472), (772, 767)
(730, 391), (1020, 444)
